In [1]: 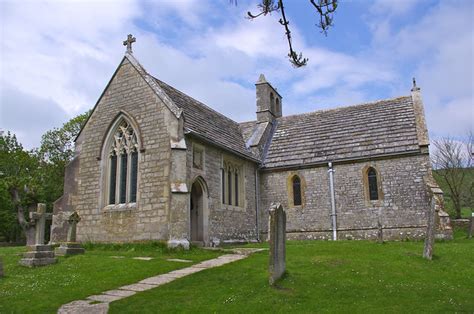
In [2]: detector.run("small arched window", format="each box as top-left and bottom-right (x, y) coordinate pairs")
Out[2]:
(292, 176), (302, 206)
(367, 168), (379, 201)
(107, 120), (139, 205)
(270, 92), (275, 113)
(275, 98), (280, 114)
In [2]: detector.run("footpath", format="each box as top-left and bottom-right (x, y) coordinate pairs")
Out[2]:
(58, 248), (265, 314)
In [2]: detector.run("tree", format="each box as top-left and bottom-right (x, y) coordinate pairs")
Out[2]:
(0, 110), (90, 243)
(0, 131), (41, 243)
(245, 0), (338, 67)
(38, 110), (90, 207)
(432, 133), (473, 219)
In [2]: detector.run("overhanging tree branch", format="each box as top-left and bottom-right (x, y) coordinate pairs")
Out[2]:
(246, 0), (337, 67)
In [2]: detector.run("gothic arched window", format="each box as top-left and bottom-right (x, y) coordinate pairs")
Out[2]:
(292, 176), (302, 206)
(107, 120), (139, 205)
(367, 167), (379, 201)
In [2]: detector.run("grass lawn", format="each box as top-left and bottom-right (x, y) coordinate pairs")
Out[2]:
(110, 230), (474, 313)
(0, 242), (222, 313)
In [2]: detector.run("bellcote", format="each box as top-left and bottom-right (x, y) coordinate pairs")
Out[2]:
(256, 74), (282, 123)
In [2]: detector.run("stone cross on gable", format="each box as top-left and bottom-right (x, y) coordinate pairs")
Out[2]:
(30, 203), (52, 245)
(67, 211), (81, 243)
(123, 34), (136, 53)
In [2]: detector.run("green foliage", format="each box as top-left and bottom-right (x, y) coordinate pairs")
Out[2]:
(0, 110), (90, 243)
(434, 168), (474, 218)
(0, 132), (41, 242)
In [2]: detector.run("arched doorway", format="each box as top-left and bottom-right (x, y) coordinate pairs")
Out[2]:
(190, 177), (208, 244)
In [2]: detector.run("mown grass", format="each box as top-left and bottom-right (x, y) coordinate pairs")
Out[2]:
(110, 231), (474, 313)
(0, 242), (222, 313)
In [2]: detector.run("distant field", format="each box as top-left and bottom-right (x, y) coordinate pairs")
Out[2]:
(433, 168), (473, 218)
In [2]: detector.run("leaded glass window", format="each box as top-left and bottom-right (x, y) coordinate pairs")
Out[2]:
(222, 159), (243, 207)
(108, 120), (139, 205)
(292, 176), (302, 206)
(221, 168), (225, 204)
(368, 168), (379, 201)
(234, 172), (239, 207)
(228, 170), (232, 205)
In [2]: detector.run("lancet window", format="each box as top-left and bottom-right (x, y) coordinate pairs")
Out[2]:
(108, 120), (139, 205)
(221, 159), (243, 207)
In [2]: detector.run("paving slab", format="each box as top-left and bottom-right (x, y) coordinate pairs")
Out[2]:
(57, 300), (109, 314)
(109, 256), (125, 259)
(133, 257), (153, 261)
(103, 289), (137, 297)
(166, 258), (193, 263)
(87, 294), (124, 303)
(118, 283), (157, 292)
(167, 267), (203, 277)
(139, 275), (176, 285)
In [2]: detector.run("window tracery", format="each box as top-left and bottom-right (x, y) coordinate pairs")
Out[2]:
(107, 120), (139, 205)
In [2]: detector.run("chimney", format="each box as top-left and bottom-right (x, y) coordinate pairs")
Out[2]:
(255, 74), (282, 123)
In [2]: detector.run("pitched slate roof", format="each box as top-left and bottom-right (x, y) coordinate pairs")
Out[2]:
(153, 78), (257, 160)
(263, 96), (421, 168)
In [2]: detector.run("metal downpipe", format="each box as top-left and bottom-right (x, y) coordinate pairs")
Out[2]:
(328, 162), (337, 241)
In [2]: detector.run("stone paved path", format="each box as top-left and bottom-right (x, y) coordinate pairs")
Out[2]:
(57, 248), (265, 314)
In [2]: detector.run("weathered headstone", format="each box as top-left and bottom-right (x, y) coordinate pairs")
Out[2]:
(469, 212), (474, 239)
(377, 208), (383, 244)
(423, 187), (443, 260)
(55, 212), (85, 256)
(19, 203), (57, 267)
(268, 203), (286, 285)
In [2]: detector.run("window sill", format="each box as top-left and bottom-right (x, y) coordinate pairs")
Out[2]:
(103, 203), (137, 212)
(221, 204), (245, 212)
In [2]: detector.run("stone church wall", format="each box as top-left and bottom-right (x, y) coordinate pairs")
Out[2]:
(259, 153), (432, 240)
(73, 59), (173, 243)
(186, 139), (258, 244)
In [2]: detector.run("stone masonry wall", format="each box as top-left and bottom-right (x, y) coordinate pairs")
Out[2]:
(260, 154), (432, 240)
(73, 58), (173, 243)
(186, 138), (258, 244)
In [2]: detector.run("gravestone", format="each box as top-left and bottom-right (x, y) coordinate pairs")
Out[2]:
(268, 203), (286, 285)
(55, 212), (85, 256)
(19, 203), (57, 267)
(423, 187), (443, 260)
(469, 212), (474, 239)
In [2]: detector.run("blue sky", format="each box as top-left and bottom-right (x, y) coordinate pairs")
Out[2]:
(0, 0), (472, 149)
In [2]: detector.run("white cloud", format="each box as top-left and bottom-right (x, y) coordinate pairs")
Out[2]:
(1, 0), (471, 151)
(0, 0), (142, 116)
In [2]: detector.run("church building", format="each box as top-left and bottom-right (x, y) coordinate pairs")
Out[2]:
(51, 36), (452, 248)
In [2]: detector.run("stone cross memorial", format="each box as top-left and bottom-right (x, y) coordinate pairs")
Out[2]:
(268, 202), (286, 285)
(19, 203), (57, 267)
(55, 212), (85, 256)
